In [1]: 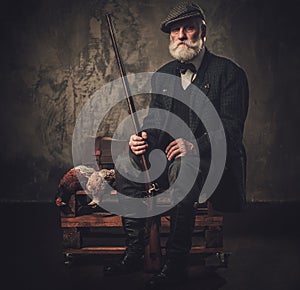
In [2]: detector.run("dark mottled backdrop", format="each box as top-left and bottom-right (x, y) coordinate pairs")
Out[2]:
(0, 0), (299, 202)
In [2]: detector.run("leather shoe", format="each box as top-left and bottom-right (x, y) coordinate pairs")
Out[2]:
(103, 252), (143, 276)
(145, 261), (188, 289)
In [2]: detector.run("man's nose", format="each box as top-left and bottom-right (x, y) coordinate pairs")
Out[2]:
(178, 27), (187, 40)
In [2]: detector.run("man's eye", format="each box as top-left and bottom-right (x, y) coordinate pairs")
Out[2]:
(186, 26), (195, 31)
(171, 27), (180, 32)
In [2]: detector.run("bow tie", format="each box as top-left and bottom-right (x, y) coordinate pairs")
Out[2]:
(178, 62), (197, 74)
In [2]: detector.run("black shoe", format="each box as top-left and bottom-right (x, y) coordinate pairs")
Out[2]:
(103, 252), (144, 276)
(145, 261), (188, 289)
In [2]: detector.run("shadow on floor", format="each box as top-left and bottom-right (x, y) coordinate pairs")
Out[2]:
(1, 201), (300, 290)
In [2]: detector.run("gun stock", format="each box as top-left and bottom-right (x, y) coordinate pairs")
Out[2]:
(144, 218), (162, 273)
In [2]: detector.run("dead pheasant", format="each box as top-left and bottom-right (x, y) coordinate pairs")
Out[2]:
(55, 165), (115, 207)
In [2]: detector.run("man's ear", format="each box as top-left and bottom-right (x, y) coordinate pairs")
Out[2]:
(200, 21), (207, 40)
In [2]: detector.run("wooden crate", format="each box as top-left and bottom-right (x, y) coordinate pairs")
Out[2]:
(58, 137), (227, 267)
(60, 196), (224, 264)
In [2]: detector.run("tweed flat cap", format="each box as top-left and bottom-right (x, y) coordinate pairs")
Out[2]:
(161, 1), (205, 33)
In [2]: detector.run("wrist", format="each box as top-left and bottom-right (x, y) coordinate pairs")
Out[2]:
(188, 142), (197, 155)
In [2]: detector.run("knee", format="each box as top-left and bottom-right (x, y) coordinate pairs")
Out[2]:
(115, 170), (144, 196)
(168, 158), (181, 184)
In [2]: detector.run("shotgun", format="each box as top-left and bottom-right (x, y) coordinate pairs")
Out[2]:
(105, 13), (161, 273)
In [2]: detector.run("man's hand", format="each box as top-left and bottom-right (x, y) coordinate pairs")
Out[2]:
(165, 138), (195, 161)
(129, 131), (148, 155)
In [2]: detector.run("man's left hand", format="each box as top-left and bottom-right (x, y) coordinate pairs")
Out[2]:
(165, 138), (196, 161)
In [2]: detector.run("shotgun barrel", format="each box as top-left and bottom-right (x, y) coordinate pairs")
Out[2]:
(105, 13), (161, 272)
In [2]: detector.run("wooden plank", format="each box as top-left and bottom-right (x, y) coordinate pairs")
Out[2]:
(62, 228), (81, 249)
(61, 214), (122, 227)
(63, 246), (223, 255)
(62, 213), (222, 228)
(194, 215), (223, 227)
(160, 215), (223, 227)
(205, 229), (223, 248)
(190, 246), (223, 253)
(63, 246), (126, 254)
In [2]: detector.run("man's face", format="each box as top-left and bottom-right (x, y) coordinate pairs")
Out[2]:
(168, 18), (204, 62)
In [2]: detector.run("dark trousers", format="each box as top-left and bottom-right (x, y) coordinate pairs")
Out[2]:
(115, 156), (203, 263)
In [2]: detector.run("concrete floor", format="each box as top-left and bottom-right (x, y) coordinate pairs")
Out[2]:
(1, 202), (300, 290)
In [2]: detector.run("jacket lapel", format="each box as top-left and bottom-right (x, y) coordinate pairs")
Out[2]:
(156, 50), (213, 135)
(188, 49), (212, 133)
(193, 48), (211, 89)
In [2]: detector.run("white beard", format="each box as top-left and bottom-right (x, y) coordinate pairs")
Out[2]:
(169, 38), (203, 62)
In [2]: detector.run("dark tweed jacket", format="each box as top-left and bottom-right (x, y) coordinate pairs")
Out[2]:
(139, 48), (249, 212)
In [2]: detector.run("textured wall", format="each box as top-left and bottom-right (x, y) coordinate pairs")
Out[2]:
(0, 0), (299, 202)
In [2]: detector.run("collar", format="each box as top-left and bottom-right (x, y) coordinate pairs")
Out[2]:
(189, 46), (205, 72)
(179, 47), (206, 89)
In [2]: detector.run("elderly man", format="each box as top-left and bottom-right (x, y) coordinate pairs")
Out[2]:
(104, 1), (249, 288)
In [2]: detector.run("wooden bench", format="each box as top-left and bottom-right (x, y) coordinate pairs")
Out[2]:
(58, 137), (228, 268)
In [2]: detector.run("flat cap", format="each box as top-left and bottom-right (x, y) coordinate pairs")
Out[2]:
(161, 1), (206, 33)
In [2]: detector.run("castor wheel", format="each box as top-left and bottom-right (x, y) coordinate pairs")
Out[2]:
(216, 252), (231, 268)
(64, 253), (74, 267)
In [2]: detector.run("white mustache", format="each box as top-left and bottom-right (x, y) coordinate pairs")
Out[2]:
(172, 40), (199, 49)
(177, 41), (189, 48)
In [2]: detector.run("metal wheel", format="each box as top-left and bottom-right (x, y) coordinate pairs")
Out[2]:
(64, 253), (74, 267)
(216, 252), (231, 268)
